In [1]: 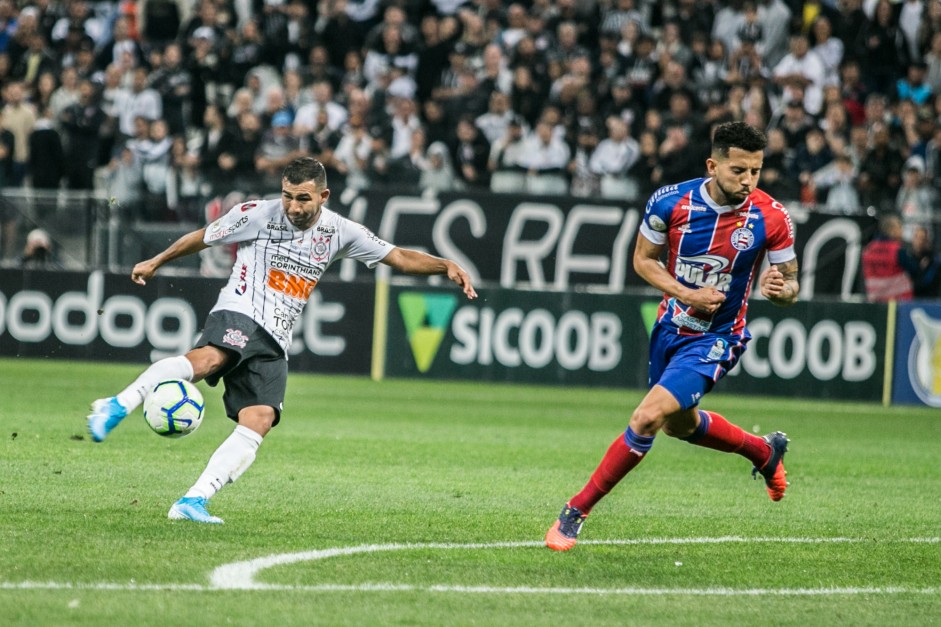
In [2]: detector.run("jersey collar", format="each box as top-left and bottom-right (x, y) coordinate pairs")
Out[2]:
(700, 178), (750, 214)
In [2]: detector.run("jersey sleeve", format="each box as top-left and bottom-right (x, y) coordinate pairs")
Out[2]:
(338, 219), (393, 268)
(764, 202), (796, 264)
(638, 185), (678, 245)
(203, 201), (265, 246)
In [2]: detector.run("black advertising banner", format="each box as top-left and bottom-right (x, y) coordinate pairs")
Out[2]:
(385, 284), (650, 388)
(385, 285), (888, 401)
(327, 188), (877, 298)
(0, 269), (374, 375)
(720, 300), (887, 401)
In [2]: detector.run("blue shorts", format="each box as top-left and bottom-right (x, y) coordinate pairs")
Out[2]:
(648, 325), (747, 410)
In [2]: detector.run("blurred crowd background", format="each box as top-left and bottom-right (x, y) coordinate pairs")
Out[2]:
(0, 0), (939, 297)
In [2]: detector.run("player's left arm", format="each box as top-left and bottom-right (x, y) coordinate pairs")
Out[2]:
(760, 257), (799, 306)
(381, 247), (478, 300)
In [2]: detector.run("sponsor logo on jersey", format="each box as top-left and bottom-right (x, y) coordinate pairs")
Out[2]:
(677, 224), (692, 234)
(316, 224), (337, 235)
(239, 202), (258, 212)
(267, 268), (318, 300)
(651, 184), (678, 203)
(222, 328), (249, 348)
(311, 235), (331, 262)
(681, 203), (707, 212)
(360, 225), (387, 245)
(707, 338), (727, 360)
(670, 301), (713, 332)
(675, 254), (733, 291)
(269, 254), (321, 279)
(266, 221), (289, 232)
(730, 227), (755, 251)
(206, 216), (249, 242)
(235, 263), (248, 295)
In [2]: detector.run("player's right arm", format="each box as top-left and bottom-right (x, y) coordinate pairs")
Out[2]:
(131, 228), (209, 285)
(633, 235), (726, 315)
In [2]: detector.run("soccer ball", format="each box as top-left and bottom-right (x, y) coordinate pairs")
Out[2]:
(143, 380), (205, 438)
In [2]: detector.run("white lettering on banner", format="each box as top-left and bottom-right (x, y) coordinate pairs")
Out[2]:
(99, 296), (147, 347)
(733, 317), (877, 382)
(800, 218), (862, 300)
(433, 200), (484, 284)
(146, 298), (197, 360)
(8, 291), (52, 341)
(450, 306), (622, 371)
(52, 273), (104, 344)
(554, 206), (635, 291)
(502, 204), (564, 289)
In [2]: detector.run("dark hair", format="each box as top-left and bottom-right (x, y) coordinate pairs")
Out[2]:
(712, 121), (767, 157)
(282, 157), (327, 187)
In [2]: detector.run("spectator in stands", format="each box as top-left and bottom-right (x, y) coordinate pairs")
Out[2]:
(896, 155), (938, 241)
(28, 106), (63, 211)
(48, 66), (78, 123)
(518, 117), (570, 195)
(167, 136), (203, 223)
(149, 43), (192, 137)
(1, 81), (36, 186)
(419, 141), (463, 194)
(118, 66), (161, 144)
(18, 227), (60, 269)
(568, 123), (600, 198)
(901, 225), (941, 299)
(773, 33), (825, 116)
(761, 126), (799, 201)
(858, 123), (905, 213)
(217, 111), (263, 188)
(861, 214), (913, 302)
(12, 32), (57, 88)
(452, 114), (491, 190)
(590, 115), (640, 199)
(294, 79), (347, 136)
(475, 89), (514, 146)
(331, 112), (372, 189)
(488, 115), (526, 192)
(896, 62), (933, 106)
(59, 78), (104, 191)
(255, 110), (306, 191)
(810, 16), (843, 88)
(856, 0), (907, 96)
(96, 15), (144, 74)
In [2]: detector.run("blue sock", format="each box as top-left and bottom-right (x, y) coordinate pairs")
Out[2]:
(624, 426), (655, 453)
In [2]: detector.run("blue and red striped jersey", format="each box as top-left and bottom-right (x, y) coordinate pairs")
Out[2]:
(639, 177), (796, 339)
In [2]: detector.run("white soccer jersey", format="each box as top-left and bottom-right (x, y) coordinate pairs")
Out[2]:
(203, 198), (392, 353)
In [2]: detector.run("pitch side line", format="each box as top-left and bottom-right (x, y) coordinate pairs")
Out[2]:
(4, 538), (939, 596)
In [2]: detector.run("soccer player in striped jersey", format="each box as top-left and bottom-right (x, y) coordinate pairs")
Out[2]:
(87, 157), (477, 524)
(546, 122), (799, 551)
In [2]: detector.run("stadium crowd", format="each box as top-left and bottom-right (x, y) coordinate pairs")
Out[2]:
(0, 0), (939, 297)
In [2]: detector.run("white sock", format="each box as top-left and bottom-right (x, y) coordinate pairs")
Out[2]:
(184, 425), (264, 500)
(115, 355), (194, 413)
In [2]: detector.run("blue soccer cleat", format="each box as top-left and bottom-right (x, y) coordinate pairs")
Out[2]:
(87, 397), (127, 443)
(545, 504), (588, 551)
(168, 497), (224, 524)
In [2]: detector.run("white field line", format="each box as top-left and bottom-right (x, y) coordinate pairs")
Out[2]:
(3, 537), (939, 596)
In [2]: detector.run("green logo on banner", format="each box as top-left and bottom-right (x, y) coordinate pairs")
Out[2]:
(398, 292), (458, 373)
(640, 301), (660, 337)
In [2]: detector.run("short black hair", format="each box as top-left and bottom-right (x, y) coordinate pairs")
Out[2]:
(282, 157), (326, 188)
(712, 122), (767, 157)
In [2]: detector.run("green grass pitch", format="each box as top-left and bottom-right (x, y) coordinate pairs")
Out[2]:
(1, 357), (939, 626)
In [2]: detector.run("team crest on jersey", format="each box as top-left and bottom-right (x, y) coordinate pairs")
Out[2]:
(648, 215), (668, 232)
(730, 227), (755, 251)
(222, 328), (249, 348)
(311, 235), (331, 261)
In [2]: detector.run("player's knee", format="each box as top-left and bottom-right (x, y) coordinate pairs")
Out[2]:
(187, 347), (230, 379)
(629, 407), (664, 436)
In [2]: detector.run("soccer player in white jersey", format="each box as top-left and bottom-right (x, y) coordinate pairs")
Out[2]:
(87, 157), (477, 524)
